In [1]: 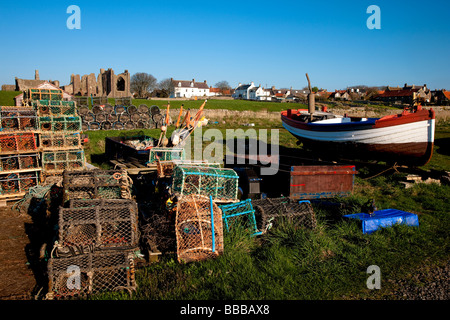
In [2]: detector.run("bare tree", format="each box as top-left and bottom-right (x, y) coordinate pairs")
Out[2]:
(130, 72), (157, 98)
(215, 80), (231, 90)
(158, 78), (174, 97)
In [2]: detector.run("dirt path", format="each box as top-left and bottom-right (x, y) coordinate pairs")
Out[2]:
(0, 207), (36, 299)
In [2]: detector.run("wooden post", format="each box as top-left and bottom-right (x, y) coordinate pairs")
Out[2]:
(306, 73), (315, 116)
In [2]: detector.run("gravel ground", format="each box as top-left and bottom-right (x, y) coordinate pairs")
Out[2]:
(385, 261), (449, 300)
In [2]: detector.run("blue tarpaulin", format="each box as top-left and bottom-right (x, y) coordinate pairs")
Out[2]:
(344, 209), (419, 234)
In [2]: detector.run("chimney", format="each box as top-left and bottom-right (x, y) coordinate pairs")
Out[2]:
(204, 80), (206, 83)
(35, 70), (39, 80)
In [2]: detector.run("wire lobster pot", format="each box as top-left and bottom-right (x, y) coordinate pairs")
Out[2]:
(57, 199), (139, 250)
(251, 198), (317, 232)
(0, 171), (40, 195)
(42, 150), (85, 175)
(148, 147), (185, 164)
(0, 107), (38, 131)
(0, 153), (40, 172)
(33, 100), (77, 117)
(39, 133), (82, 151)
(156, 160), (220, 179)
(0, 133), (38, 153)
(38, 116), (82, 132)
(172, 166), (239, 203)
(175, 195), (224, 263)
(46, 250), (136, 299)
(219, 199), (261, 236)
(62, 169), (132, 204)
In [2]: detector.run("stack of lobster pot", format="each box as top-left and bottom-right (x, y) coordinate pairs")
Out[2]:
(33, 99), (85, 180)
(77, 104), (161, 131)
(0, 105), (41, 201)
(46, 168), (139, 299)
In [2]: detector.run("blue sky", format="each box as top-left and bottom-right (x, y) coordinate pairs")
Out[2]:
(0, 0), (449, 91)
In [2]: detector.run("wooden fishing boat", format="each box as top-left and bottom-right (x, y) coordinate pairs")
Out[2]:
(281, 106), (435, 166)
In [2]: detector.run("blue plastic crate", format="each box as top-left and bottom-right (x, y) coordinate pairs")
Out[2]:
(344, 209), (419, 234)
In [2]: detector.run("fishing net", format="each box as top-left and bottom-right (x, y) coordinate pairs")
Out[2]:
(0, 133), (38, 153)
(0, 171), (40, 195)
(148, 147), (185, 164)
(46, 250), (136, 299)
(40, 133), (82, 150)
(57, 199), (139, 250)
(172, 166), (239, 203)
(0, 153), (40, 171)
(62, 169), (132, 204)
(251, 198), (317, 232)
(219, 199), (260, 235)
(175, 194), (224, 263)
(42, 150), (85, 174)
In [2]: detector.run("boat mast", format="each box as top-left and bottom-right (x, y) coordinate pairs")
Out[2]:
(306, 73), (315, 119)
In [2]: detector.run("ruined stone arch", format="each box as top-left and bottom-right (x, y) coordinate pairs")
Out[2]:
(116, 76), (125, 92)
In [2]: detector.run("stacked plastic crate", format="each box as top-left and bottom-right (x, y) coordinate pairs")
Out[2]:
(0, 106), (41, 201)
(33, 99), (85, 180)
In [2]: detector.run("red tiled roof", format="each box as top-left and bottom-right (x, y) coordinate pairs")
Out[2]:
(443, 91), (450, 100)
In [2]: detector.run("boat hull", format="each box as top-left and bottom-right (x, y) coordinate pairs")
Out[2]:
(281, 109), (435, 166)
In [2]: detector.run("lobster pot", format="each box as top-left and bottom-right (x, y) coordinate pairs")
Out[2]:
(33, 100), (77, 117)
(176, 195), (224, 263)
(0, 107), (38, 131)
(39, 116), (82, 132)
(40, 132), (82, 150)
(58, 199), (139, 250)
(47, 250), (136, 299)
(0, 171), (40, 195)
(103, 104), (114, 114)
(101, 121), (112, 130)
(42, 150), (85, 174)
(156, 160), (220, 178)
(114, 105), (127, 115)
(0, 133), (38, 153)
(82, 112), (95, 123)
(251, 198), (317, 232)
(219, 199), (260, 235)
(95, 113), (107, 123)
(24, 88), (63, 102)
(88, 122), (101, 130)
(62, 169), (132, 203)
(148, 147), (185, 164)
(112, 122), (124, 130)
(77, 106), (90, 117)
(138, 104), (149, 114)
(81, 122), (89, 131)
(0, 153), (40, 171)
(172, 166), (239, 202)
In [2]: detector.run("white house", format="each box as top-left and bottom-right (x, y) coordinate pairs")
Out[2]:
(170, 78), (210, 98)
(232, 82), (271, 100)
